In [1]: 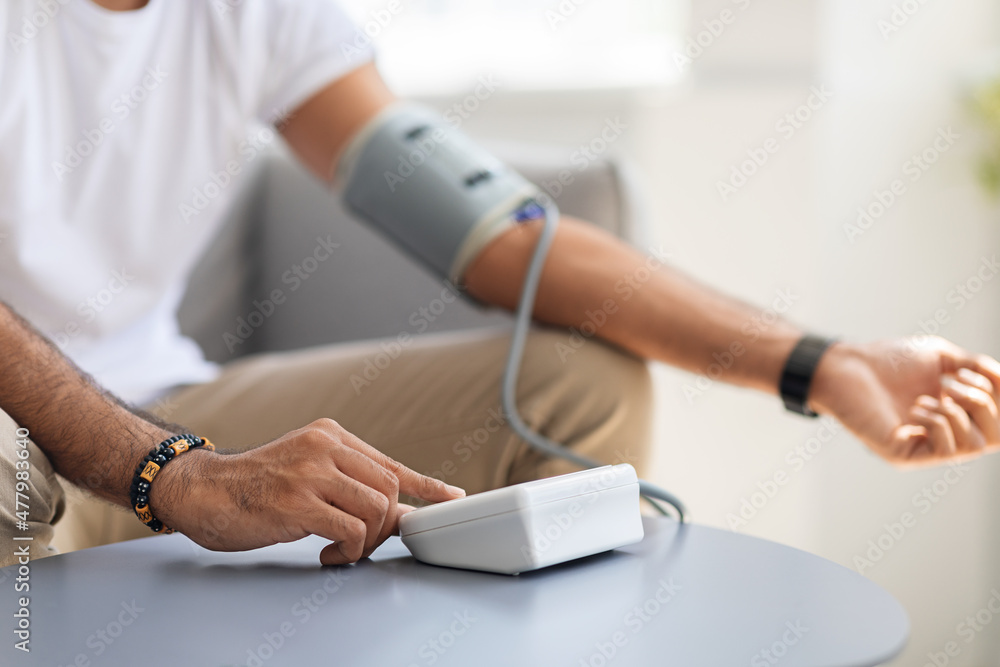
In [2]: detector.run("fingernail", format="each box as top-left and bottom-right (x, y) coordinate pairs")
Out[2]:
(917, 395), (939, 409)
(444, 484), (466, 497)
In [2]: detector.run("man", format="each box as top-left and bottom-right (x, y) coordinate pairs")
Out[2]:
(1, 0), (998, 568)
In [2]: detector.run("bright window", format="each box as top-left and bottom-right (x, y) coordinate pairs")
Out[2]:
(338, 0), (687, 96)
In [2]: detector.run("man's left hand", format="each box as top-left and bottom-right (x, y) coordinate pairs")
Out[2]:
(810, 336), (1000, 466)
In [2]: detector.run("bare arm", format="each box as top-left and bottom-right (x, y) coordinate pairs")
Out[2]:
(280, 63), (1000, 467)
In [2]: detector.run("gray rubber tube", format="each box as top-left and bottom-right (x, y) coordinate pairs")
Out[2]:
(499, 199), (687, 522)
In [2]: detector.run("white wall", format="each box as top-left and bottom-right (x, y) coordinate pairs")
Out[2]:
(419, 0), (1000, 663)
(813, 1), (1000, 665)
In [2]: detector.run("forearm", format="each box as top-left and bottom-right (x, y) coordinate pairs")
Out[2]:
(464, 216), (804, 395)
(0, 302), (178, 507)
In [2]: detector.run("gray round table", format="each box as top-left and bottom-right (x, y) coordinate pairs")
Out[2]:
(0, 518), (908, 666)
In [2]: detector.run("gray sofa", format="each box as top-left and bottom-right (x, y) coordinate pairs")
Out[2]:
(177, 139), (649, 362)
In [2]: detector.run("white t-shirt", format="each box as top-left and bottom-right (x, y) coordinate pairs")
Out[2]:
(0, 0), (372, 404)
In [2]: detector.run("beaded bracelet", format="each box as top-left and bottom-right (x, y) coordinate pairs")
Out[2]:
(129, 433), (214, 533)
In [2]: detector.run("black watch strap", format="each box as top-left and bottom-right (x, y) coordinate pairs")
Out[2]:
(779, 335), (836, 417)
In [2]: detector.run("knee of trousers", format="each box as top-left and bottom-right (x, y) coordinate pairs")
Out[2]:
(0, 408), (65, 565)
(506, 328), (655, 481)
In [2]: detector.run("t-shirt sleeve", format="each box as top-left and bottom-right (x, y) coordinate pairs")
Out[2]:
(256, 0), (375, 124)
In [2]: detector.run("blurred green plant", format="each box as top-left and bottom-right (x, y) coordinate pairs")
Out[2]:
(971, 78), (1000, 196)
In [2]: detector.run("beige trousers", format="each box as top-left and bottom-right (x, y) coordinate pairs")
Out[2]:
(2, 327), (653, 563)
(0, 411), (64, 565)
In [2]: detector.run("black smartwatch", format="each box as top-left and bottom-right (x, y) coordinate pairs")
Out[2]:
(779, 335), (836, 417)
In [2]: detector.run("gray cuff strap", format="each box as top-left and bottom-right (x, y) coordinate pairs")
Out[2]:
(337, 102), (541, 284)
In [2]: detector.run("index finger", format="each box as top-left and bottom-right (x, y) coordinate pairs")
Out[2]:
(333, 426), (466, 503)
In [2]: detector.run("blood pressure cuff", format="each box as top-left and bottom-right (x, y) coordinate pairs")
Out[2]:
(336, 103), (544, 284)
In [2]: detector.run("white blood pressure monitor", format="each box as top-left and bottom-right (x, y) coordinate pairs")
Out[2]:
(398, 464), (644, 575)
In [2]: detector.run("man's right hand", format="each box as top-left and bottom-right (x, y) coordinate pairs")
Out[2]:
(152, 418), (465, 565)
